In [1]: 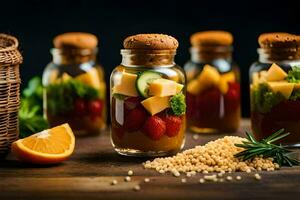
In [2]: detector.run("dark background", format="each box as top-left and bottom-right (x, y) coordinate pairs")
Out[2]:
(1, 0), (300, 117)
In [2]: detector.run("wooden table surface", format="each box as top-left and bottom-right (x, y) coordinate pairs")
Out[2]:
(0, 120), (299, 200)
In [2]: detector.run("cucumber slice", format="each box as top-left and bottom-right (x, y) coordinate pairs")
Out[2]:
(136, 71), (162, 98)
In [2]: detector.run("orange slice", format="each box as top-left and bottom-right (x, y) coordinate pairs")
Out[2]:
(12, 124), (75, 164)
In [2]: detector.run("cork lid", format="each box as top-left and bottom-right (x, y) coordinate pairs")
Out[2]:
(53, 32), (98, 49)
(123, 34), (179, 50)
(258, 32), (300, 48)
(190, 31), (233, 46)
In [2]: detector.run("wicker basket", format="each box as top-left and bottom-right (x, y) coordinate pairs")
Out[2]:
(0, 34), (22, 157)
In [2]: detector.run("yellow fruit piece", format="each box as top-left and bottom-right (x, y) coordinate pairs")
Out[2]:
(266, 63), (287, 82)
(267, 82), (294, 99)
(197, 64), (221, 88)
(61, 72), (72, 82)
(218, 78), (229, 94)
(113, 72), (138, 97)
(187, 79), (203, 95)
(12, 124), (75, 165)
(148, 78), (183, 97)
(141, 96), (170, 115)
(75, 68), (102, 89)
(218, 72), (236, 94)
(221, 72), (235, 83)
(294, 83), (300, 90)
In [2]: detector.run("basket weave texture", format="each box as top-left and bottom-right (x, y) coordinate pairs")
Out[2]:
(0, 34), (22, 157)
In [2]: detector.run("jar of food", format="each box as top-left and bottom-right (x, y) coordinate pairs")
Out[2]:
(110, 34), (186, 156)
(250, 32), (300, 146)
(184, 31), (240, 134)
(43, 32), (106, 136)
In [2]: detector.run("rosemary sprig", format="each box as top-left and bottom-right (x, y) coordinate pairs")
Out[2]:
(234, 129), (300, 167)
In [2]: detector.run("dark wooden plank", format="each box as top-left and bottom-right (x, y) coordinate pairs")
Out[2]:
(0, 120), (299, 200)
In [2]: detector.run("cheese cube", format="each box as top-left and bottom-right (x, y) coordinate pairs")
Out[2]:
(218, 72), (236, 94)
(267, 81), (294, 99)
(141, 96), (170, 115)
(221, 72), (235, 83)
(112, 72), (138, 97)
(197, 64), (221, 88)
(294, 83), (300, 90)
(266, 63), (288, 82)
(148, 78), (183, 97)
(187, 79), (202, 95)
(218, 78), (229, 94)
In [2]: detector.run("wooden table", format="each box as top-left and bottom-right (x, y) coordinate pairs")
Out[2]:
(0, 120), (299, 200)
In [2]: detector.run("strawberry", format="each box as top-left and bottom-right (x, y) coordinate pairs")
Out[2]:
(224, 82), (240, 111)
(143, 116), (166, 141)
(88, 99), (104, 116)
(74, 98), (87, 116)
(124, 107), (148, 132)
(163, 115), (182, 137)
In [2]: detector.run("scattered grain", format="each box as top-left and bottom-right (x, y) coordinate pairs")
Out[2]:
(193, 134), (199, 140)
(128, 170), (134, 176)
(236, 176), (242, 180)
(254, 173), (261, 180)
(199, 178), (205, 183)
(134, 185), (141, 191)
(111, 180), (118, 185)
(204, 175), (217, 181)
(124, 176), (131, 182)
(144, 178), (150, 183)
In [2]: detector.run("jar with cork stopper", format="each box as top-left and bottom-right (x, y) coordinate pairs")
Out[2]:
(249, 32), (300, 146)
(110, 34), (186, 156)
(43, 32), (106, 136)
(184, 31), (240, 134)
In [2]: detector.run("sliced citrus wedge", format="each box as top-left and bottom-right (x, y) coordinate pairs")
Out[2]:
(12, 124), (75, 164)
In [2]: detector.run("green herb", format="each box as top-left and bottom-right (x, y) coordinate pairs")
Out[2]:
(46, 79), (100, 115)
(19, 99), (49, 138)
(170, 93), (186, 116)
(286, 66), (300, 83)
(19, 77), (49, 138)
(290, 90), (300, 101)
(235, 129), (300, 167)
(251, 83), (284, 113)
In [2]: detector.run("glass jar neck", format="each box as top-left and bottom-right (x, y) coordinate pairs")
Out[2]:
(258, 47), (300, 63)
(190, 45), (232, 63)
(51, 48), (97, 65)
(121, 49), (176, 67)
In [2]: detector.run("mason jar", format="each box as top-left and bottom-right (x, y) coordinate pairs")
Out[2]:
(43, 32), (106, 136)
(110, 34), (186, 156)
(250, 32), (300, 146)
(184, 31), (240, 134)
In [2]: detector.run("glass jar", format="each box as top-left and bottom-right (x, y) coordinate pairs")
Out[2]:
(43, 32), (106, 136)
(110, 34), (186, 157)
(184, 31), (240, 134)
(250, 32), (300, 146)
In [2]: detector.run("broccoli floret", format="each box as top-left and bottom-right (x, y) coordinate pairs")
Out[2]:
(251, 83), (284, 113)
(170, 93), (186, 116)
(286, 66), (300, 83)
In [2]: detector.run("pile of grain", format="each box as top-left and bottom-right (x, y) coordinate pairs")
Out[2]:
(143, 136), (279, 176)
